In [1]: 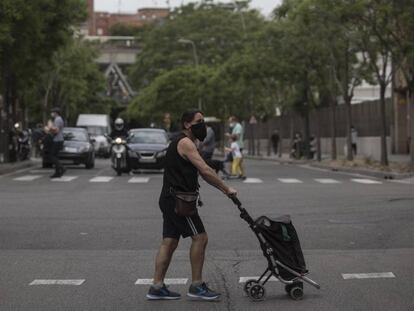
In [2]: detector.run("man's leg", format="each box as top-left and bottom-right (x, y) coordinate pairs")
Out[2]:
(189, 233), (208, 283)
(153, 238), (179, 284)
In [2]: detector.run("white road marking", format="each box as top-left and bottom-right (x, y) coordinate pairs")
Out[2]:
(278, 178), (303, 183)
(351, 178), (382, 184)
(314, 178), (341, 184)
(135, 278), (188, 285)
(390, 178), (414, 184)
(29, 279), (85, 286)
(30, 169), (54, 174)
(243, 178), (263, 184)
(13, 175), (43, 182)
(342, 272), (395, 280)
(239, 276), (278, 283)
(51, 176), (78, 182)
(89, 176), (113, 183)
(128, 177), (150, 183)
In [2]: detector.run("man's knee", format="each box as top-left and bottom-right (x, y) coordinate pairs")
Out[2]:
(161, 238), (179, 251)
(191, 232), (208, 246)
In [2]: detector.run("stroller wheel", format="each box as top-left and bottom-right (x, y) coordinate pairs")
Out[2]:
(285, 281), (303, 294)
(248, 284), (266, 302)
(243, 279), (258, 294)
(289, 286), (304, 300)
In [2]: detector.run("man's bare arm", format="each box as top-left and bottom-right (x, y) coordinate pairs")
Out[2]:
(178, 138), (235, 195)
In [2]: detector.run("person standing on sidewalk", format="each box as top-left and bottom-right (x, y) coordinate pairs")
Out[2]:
(48, 107), (65, 178)
(351, 125), (358, 156)
(147, 109), (237, 301)
(271, 130), (280, 155)
(227, 116), (246, 178)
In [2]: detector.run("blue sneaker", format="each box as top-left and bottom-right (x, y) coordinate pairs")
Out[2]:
(146, 284), (181, 300)
(187, 282), (221, 301)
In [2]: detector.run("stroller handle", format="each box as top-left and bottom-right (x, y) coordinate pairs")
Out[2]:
(228, 194), (242, 207)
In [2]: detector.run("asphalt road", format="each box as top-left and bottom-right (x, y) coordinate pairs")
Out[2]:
(0, 158), (413, 311)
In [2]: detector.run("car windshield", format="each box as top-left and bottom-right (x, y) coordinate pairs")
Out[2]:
(64, 130), (88, 142)
(86, 126), (105, 136)
(129, 131), (167, 144)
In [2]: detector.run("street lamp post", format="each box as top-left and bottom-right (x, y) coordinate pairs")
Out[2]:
(178, 38), (202, 110)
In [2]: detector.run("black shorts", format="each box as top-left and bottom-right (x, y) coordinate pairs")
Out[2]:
(159, 195), (206, 240)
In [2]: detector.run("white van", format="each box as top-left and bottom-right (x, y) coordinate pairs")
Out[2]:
(76, 114), (111, 157)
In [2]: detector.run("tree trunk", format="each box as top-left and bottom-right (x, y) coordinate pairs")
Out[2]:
(410, 90), (414, 170)
(278, 115), (283, 158)
(315, 110), (322, 162)
(330, 97), (337, 160)
(379, 84), (389, 166)
(303, 109), (310, 159)
(345, 96), (353, 161)
(267, 119), (271, 157)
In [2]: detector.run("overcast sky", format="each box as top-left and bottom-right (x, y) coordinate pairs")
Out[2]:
(95, 0), (282, 17)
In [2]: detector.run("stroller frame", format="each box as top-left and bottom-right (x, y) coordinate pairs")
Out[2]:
(230, 196), (320, 301)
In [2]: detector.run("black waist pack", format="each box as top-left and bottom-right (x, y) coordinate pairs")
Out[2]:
(173, 191), (199, 217)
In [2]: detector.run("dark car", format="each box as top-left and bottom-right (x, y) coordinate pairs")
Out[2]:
(42, 127), (95, 169)
(127, 128), (169, 170)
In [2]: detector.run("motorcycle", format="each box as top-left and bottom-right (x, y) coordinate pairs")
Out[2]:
(106, 135), (129, 176)
(17, 129), (31, 161)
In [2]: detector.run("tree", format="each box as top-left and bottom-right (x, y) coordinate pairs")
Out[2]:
(35, 39), (107, 125)
(0, 0), (87, 161)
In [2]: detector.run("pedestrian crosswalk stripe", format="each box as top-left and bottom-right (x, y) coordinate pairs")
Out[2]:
(128, 177), (150, 183)
(239, 276), (278, 283)
(89, 176), (114, 183)
(29, 279), (85, 286)
(51, 176), (78, 182)
(314, 178), (341, 184)
(13, 175), (43, 181)
(351, 178), (382, 184)
(342, 272), (395, 280)
(278, 178), (303, 183)
(243, 178), (263, 183)
(135, 278), (188, 285)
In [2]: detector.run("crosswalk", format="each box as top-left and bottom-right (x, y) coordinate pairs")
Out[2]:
(9, 174), (410, 185)
(26, 271), (396, 287)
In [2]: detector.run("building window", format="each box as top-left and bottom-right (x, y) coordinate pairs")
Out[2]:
(97, 28), (103, 36)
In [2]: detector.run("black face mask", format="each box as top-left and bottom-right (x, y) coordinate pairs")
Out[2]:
(190, 122), (207, 141)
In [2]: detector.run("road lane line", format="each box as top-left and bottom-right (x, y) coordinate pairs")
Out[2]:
(243, 178), (263, 183)
(29, 279), (85, 286)
(351, 178), (382, 184)
(89, 176), (113, 183)
(51, 176), (78, 182)
(314, 178), (341, 184)
(13, 175), (43, 181)
(135, 278), (188, 285)
(128, 177), (150, 183)
(239, 276), (278, 283)
(278, 178), (303, 183)
(342, 272), (395, 280)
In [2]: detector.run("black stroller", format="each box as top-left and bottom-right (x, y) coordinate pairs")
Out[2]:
(230, 196), (320, 301)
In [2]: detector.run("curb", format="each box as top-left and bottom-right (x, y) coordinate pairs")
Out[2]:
(245, 155), (413, 180)
(0, 160), (37, 176)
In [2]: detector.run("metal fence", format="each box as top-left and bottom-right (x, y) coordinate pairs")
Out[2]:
(244, 99), (393, 140)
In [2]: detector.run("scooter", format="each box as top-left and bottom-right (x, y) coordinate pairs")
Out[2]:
(106, 135), (129, 176)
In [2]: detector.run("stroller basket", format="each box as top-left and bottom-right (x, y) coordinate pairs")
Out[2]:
(255, 215), (308, 279)
(229, 195), (320, 301)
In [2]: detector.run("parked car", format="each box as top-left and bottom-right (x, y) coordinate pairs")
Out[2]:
(42, 127), (95, 169)
(127, 128), (169, 170)
(76, 114), (111, 157)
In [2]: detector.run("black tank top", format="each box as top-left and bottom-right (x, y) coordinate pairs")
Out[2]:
(161, 133), (198, 195)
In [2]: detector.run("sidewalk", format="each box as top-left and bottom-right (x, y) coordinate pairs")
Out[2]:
(245, 152), (413, 179)
(0, 159), (39, 176)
